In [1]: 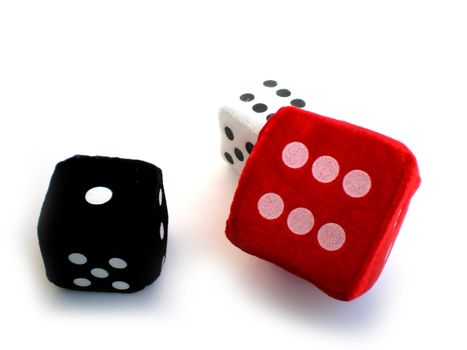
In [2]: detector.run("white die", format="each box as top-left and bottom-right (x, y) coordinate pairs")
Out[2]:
(219, 79), (307, 174)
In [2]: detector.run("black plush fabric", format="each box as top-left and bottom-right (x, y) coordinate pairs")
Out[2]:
(38, 155), (168, 293)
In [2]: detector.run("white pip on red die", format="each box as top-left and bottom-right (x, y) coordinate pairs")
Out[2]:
(225, 107), (420, 301)
(219, 79), (307, 174)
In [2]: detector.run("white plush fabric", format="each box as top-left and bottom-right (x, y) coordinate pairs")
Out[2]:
(218, 79), (308, 174)
(219, 107), (260, 174)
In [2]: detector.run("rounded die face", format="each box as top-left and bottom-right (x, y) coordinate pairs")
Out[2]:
(230, 79), (308, 125)
(219, 79), (310, 175)
(38, 155), (168, 293)
(226, 107), (419, 300)
(219, 108), (259, 175)
(50, 156), (162, 216)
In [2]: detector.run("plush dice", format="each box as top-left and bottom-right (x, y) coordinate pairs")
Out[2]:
(219, 79), (308, 174)
(38, 155), (168, 293)
(225, 107), (420, 301)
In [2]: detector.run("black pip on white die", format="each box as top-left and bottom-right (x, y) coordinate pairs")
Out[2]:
(219, 79), (308, 174)
(37, 155), (168, 293)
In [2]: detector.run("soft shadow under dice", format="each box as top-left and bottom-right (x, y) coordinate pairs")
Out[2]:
(38, 155), (168, 293)
(225, 107), (421, 301)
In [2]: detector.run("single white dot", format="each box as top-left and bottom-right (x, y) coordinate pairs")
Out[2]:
(312, 155), (340, 183)
(68, 253), (87, 265)
(85, 186), (113, 205)
(112, 281), (130, 290)
(343, 170), (372, 198)
(160, 223), (165, 240)
(91, 268), (109, 278)
(73, 278), (91, 287)
(109, 257), (128, 269)
(258, 192), (284, 220)
(282, 142), (309, 169)
(287, 208), (314, 235)
(158, 189), (163, 206)
(317, 223), (346, 251)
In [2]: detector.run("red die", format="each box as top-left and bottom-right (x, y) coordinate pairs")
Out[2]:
(225, 107), (420, 301)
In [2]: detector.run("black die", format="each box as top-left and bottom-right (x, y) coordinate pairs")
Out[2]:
(38, 155), (168, 293)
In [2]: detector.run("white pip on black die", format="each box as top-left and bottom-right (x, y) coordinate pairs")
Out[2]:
(219, 79), (307, 174)
(38, 155), (168, 293)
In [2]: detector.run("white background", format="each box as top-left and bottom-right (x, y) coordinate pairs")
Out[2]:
(0, 1), (465, 348)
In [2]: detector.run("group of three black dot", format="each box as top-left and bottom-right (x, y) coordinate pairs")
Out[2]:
(240, 79), (306, 120)
(224, 126), (254, 165)
(224, 80), (307, 165)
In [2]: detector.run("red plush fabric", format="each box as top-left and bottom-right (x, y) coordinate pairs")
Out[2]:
(225, 107), (420, 301)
